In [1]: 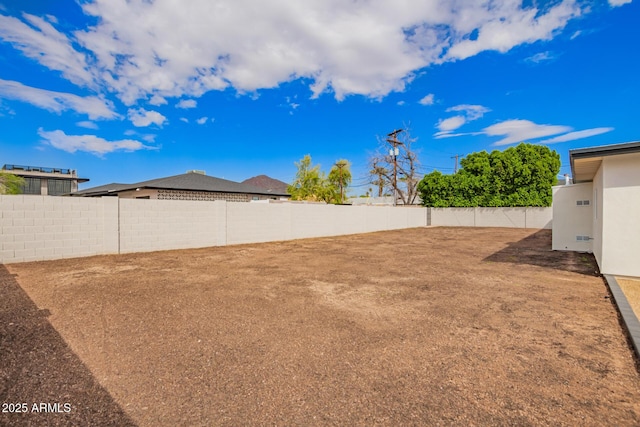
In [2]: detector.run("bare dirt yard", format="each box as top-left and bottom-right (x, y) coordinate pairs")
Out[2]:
(1, 227), (639, 426)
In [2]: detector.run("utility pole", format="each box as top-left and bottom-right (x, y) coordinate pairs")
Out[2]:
(451, 154), (460, 173)
(386, 129), (404, 206)
(335, 161), (346, 204)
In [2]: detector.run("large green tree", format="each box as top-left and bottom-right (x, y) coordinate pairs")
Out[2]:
(0, 172), (24, 195)
(288, 155), (351, 204)
(418, 143), (560, 207)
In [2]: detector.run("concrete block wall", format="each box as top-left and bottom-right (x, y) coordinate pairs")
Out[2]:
(226, 202), (293, 245)
(430, 207), (552, 229)
(1, 197), (553, 265)
(118, 199), (225, 253)
(0, 195), (116, 263)
(476, 208), (526, 228)
(226, 203), (427, 245)
(524, 207), (553, 229)
(430, 208), (475, 226)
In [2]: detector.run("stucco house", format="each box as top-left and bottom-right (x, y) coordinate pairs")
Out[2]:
(552, 141), (640, 277)
(72, 170), (290, 202)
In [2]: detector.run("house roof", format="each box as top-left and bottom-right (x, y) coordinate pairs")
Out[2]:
(570, 141), (640, 183)
(71, 183), (128, 196)
(242, 175), (289, 194)
(72, 172), (290, 197)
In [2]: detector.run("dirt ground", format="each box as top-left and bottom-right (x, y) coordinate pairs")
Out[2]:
(1, 227), (639, 426)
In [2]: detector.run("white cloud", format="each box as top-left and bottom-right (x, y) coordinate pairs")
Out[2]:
(434, 131), (483, 139)
(446, 104), (490, 120)
(176, 99), (197, 109)
(149, 94), (168, 106)
(525, 51), (556, 64)
(418, 94), (434, 105)
(397, 100), (405, 106)
(0, 0), (586, 103)
(446, 1), (582, 61)
(484, 119), (572, 146)
(38, 128), (155, 155)
(538, 127), (614, 144)
(436, 118), (611, 145)
(127, 108), (167, 127)
(435, 104), (490, 137)
(609, 0), (632, 7)
(180, 117), (189, 123)
(0, 14), (95, 88)
(437, 116), (467, 132)
(196, 117), (208, 125)
(76, 120), (98, 129)
(0, 79), (117, 119)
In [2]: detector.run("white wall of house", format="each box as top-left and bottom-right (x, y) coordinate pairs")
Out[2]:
(554, 151), (640, 277)
(552, 183), (593, 252)
(599, 153), (640, 276)
(592, 165), (604, 270)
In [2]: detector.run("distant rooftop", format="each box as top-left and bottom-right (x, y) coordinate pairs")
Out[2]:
(2, 164), (89, 184)
(73, 171), (289, 197)
(2, 164), (76, 175)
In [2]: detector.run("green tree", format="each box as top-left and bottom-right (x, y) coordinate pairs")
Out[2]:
(0, 172), (24, 195)
(328, 159), (352, 204)
(288, 155), (351, 204)
(418, 143), (560, 207)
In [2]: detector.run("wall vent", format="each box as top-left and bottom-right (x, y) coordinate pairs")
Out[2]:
(576, 200), (590, 206)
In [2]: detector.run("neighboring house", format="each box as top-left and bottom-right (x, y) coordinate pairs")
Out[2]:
(2, 164), (89, 195)
(552, 141), (640, 277)
(242, 175), (289, 195)
(71, 170), (290, 202)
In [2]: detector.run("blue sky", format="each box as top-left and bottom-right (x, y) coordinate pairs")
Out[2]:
(0, 0), (638, 194)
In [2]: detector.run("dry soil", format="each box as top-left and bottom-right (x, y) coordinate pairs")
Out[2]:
(1, 227), (639, 426)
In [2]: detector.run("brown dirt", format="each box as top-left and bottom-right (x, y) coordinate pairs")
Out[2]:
(618, 278), (640, 320)
(2, 227), (639, 426)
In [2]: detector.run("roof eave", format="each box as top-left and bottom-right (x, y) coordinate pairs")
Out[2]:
(570, 141), (640, 183)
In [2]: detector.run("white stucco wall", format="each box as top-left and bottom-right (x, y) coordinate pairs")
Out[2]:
(552, 183), (593, 252)
(592, 165), (604, 269)
(599, 153), (640, 276)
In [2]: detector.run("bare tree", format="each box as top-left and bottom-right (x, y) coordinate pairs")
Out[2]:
(368, 127), (421, 205)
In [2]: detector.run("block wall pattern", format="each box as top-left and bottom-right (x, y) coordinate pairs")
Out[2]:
(157, 189), (250, 202)
(1, 197), (550, 265)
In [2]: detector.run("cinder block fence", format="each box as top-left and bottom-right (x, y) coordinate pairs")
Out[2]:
(0, 196), (552, 264)
(0, 196), (427, 263)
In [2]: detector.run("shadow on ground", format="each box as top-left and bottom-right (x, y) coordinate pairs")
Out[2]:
(0, 265), (136, 427)
(483, 229), (600, 276)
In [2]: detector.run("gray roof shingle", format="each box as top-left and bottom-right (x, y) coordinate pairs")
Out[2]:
(72, 173), (289, 197)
